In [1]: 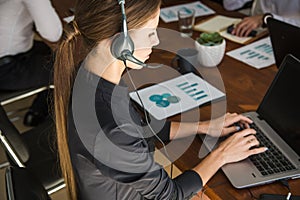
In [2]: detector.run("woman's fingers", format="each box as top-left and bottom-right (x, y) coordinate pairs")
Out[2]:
(248, 147), (268, 157)
(235, 128), (256, 138)
(224, 113), (253, 127)
(245, 137), (260, 148)
(222, 126), (240, 135)
(218, 130), (267, 164)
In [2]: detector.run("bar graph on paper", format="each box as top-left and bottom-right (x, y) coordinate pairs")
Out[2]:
(159, 1), (215, 23)
(129, 73), (225, 120)
(226, 37), (275, 69)
(176, 82), (208, 101)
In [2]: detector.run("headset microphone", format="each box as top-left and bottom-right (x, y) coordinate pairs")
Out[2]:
(111, 0), (162, 69)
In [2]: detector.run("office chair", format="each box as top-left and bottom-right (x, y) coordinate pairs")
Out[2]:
(5, 166), (51, 200)
(0, 86), (52, 106)
(0, 85), (54, 128)
(0, 104), (65, 195)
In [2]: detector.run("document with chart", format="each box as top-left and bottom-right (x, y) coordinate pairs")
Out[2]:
(226, 37), (275, 69)
(129, 73), (225, 120)
(159, 1), (215, 23)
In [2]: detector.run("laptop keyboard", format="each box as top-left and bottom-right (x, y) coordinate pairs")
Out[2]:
(248, 123), (297, 176)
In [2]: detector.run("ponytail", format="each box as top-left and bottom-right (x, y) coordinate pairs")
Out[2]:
(54, 21), (81, 200)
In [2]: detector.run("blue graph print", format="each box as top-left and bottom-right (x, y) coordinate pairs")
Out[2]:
(177, 81), (208, 101)
(149, 93), (180, 108)
(239, 42), (273, 60)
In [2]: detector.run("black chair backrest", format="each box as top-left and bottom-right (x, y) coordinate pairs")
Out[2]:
(5, 166), (51, 200)
(0, 105), (29, 165)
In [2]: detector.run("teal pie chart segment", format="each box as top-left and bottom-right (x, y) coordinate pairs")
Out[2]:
(149, 94), (181, 108)
(167, 96), (180, 103)
(156, 100), (170, 107)
(149, 94), (163, 102)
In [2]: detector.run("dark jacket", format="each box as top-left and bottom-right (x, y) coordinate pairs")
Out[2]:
(68, 66), (202, 200)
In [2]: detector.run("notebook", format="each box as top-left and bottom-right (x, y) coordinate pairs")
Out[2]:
(267, 18), (300, 68)
(193, 15), (241, 33)
(202, 54), (300, 188)
(193, 15), (267, 44)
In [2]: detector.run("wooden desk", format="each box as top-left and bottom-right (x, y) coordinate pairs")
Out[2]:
(156, 0), (300, 199)
(51, 0), (300, 199)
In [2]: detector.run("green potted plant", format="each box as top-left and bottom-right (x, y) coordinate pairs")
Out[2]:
(195, 32), (226, 67)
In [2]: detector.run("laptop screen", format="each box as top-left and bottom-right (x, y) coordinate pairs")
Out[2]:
(267, 18), (300, 68)
(257, 54), (300, 156)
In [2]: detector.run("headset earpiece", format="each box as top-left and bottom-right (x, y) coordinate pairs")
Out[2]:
(110, 32), (134, 61)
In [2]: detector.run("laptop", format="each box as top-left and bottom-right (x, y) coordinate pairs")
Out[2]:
(202, 54), (300, 188)
(267, 17), (300, 68)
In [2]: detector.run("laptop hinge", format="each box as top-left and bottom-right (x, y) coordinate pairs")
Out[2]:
(257, 114), (264, 120)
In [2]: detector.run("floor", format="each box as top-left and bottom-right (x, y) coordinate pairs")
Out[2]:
(0, 95), (182, 200)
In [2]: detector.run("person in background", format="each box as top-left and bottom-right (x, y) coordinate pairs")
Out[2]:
(232, 0), (300, 37)
(54, 0), (267, 199)
(223, 0), (253, 11)
(209, 0), (253, 11)
(0, 0), (62, 126)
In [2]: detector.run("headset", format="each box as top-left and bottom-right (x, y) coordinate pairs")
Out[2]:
(111, 0), (171, 170)
(110, 0), (161, 69)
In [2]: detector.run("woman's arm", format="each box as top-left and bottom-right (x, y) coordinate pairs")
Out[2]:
(169, 112), (267, 186)
(169, 113), (252, 140)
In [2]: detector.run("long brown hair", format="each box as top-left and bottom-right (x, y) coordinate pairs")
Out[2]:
(54, 0), (161, 199)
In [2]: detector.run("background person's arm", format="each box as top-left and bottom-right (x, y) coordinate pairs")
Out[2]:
(23, 0), (63, 42)
(231, 15), (263, 37)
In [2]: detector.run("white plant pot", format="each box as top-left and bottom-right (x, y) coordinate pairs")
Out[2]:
(195, 39), (226, 67)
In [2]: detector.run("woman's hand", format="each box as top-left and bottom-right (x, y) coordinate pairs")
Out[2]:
(215, 128), (267, 165)
(232, 15), (264, 37)
(193, 127), (267, 186)
(199, 113), (253, 138)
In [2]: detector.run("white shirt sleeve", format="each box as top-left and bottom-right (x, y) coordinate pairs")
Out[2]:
(251, 0), (300, 28)
(272, 14), (300, 28)
(22, 0), (63, 42)
(223, 0), (252, 11)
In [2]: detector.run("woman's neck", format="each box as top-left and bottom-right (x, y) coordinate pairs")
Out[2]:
(83, 42), (125, 85)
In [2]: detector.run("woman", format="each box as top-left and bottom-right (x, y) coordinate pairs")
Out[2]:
(54, 0), (267, 199)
